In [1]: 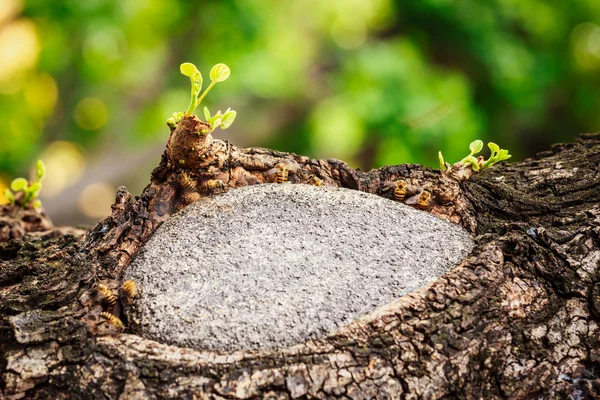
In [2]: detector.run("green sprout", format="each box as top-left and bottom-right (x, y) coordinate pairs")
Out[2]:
(439, 140), (511, 175)
(167, 63), (236, 134)
(480, 142), (511, 169)
(460, 139), (485, 172)
(4, 159), (46, 209)
(438, 151), (447, 172)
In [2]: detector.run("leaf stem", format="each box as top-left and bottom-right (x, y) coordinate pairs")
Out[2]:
(185, 82), (197, 116)
(195, 81), (217, 109)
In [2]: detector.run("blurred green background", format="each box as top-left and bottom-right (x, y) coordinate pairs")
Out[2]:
(2, 0), (600, 225)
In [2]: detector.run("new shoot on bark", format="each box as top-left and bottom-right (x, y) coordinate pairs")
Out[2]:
(4, 159), (46, 209)
(439, 140), (511, 173)
(167, 63), (237, 134)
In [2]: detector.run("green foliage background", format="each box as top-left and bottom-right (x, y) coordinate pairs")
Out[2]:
(1, 0), (600, 222)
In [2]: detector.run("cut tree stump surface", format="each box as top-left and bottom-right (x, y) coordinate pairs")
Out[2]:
(125, 184), (474, 350)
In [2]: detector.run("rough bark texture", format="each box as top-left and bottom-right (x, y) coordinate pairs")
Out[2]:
(0, 205), (54, 242)
(1, 117), (600, 399)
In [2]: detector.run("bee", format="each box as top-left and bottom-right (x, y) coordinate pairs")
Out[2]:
(308, 174), (323, 186)
(96, 283), (117, 307)
(100, 312), (124, 330)
(394, 180), (407, 202)
(182, 191), (200, 205)
(177, 172), (196, 192)
(122, 280), (138, 300)
(416, 189), (431, 210)
(276, 166), (288, 183)
(205, 179), (226, 191)
(177, 172), (201, 204)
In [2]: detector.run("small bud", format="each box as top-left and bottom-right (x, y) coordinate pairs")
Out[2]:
(10, 178), (28, 192)
(36, 160), (46, 182)
(4, 188), (15, 204)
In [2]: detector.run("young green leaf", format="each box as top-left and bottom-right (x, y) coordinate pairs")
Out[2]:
(220, 110), (237, 129)
(204, 106), (211, 121)
(481, 145), (511, 169)
(209, 63), (230, 83)
(463, 155), (480, 171)
(208, 110), (223, 123)
(10, 178), (28, 192)
(194, 63), (233, 111)
(488, 142), (500, 154)
(210, 117), (222, 131)
(497, 149), (511, 161)
(438, 151), (446, 171)
(23, 182), (40, 204)
(4, 188), (15, 204)
(36, 160), (46, 182)
(469, 140), (483, 155)
(28, 181), (41, 194)
(32, 199), (42, 209)
(180, 63), (200, 79)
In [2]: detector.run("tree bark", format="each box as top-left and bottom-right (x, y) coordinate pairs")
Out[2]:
(1, 119), (599, 399)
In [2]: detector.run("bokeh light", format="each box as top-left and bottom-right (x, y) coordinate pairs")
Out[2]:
(23, 74), (58, 117)
(74, 97), (109, 131)
(40, 141), (86, 197)
(0, 0), (23, 27)
(311, 98), (364, 163)
(0, 175), (8, 204)
(331, 20), (367, 50)
(78, 182), (116, 219)
(0, 19), (39, 83)
(82, 26), (128, 66)
(572, 22), (600, 70)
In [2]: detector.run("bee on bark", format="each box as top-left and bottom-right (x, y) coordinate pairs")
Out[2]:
(406, 188), (432, 210)
(276, 166), (288, 183)
(122, 280), (138, 300)
(308, 174), (323, 186)
(100, 312), (124, 330)
(204, 179), (226, 191)
(394, 180), (407, 202)
(416, 189), (431, 210)
(182, 191), (200, 205)
(177, 172), (197, 192)
(177, 172), (201, 204)
(96, 283), (117, 307)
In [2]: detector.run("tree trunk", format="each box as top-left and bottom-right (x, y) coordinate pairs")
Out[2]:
(1, 119), (599, 399)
